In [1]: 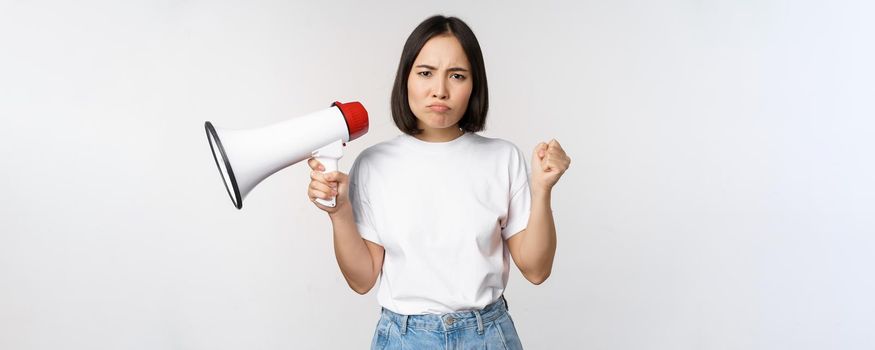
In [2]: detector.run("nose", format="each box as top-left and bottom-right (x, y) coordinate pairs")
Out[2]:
(431, 78), (449, 100)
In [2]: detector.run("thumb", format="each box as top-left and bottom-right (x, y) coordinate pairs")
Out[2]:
(532, 142), (548, 170)
(533, 142), (548, 159)
(535, 142), (548, 160)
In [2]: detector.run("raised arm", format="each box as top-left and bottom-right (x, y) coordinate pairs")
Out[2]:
(506, 139), (571, 285)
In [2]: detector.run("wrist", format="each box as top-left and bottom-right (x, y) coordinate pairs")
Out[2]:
(531, 186), (553, 200)
(531, 187), (553, 213)
(328, 203), (353, 222)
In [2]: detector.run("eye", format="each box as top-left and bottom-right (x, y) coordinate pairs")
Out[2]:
(417, 71), (432, 77)
(451, 73), (466, 80)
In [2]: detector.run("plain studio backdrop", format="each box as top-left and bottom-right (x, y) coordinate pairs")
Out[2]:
(1, 0), (873, 349)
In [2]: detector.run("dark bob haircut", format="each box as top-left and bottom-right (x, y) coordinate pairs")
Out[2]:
(390, 15), (489, 136)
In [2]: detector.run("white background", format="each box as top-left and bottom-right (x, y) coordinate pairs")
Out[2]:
(1, 0), (873, 349)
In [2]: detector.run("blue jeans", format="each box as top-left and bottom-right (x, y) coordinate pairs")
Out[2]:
(370, 295), (524, 350)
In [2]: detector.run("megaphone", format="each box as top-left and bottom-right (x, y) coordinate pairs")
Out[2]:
(204, 101), (369, 209)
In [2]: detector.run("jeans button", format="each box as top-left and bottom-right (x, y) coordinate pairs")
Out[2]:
(445, 316), (454, 325)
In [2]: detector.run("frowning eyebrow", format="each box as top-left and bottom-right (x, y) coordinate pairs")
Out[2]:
(414, 64), (469, 72)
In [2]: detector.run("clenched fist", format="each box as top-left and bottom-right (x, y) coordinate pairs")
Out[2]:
(531, 139), (571, 193)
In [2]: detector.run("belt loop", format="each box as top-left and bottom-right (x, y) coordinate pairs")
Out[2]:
(473, 310), (484, 335)
(502, 294), (509, 311)
(400, 315), (408, 335)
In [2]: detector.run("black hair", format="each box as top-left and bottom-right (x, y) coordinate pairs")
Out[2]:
(390, 15), (489, 135)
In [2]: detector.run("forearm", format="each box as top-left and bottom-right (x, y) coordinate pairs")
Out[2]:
(519, 189), (557, 282)
(329, 206), (376, 293)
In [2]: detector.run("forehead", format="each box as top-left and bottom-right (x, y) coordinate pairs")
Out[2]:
(413, 34), (471, 68)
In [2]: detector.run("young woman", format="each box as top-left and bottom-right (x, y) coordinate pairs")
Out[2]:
(307, 15), (570, 349)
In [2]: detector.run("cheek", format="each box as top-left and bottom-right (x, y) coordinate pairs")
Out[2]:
(407, 76), (426, 100)
(455, 83), (473, 105)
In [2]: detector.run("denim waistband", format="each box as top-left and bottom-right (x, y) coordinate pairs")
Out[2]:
(380, 295), (510, 335)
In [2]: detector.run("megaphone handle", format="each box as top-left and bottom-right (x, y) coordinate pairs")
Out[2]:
(315, 156), (339, 208)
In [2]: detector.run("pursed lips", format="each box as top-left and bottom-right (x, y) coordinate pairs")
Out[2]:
(427, 104), (450, 112)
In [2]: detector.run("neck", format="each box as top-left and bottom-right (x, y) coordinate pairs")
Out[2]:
(414, 126), (465, 142)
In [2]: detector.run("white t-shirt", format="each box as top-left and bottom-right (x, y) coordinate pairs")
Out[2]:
(348, 131), (532, 315)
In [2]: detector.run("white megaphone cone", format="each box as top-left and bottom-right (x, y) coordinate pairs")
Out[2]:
(204, 101), (368, 209)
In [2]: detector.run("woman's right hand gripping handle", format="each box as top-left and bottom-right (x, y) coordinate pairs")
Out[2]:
(307, 157), (384, 295)
(307, 157), (348, 215)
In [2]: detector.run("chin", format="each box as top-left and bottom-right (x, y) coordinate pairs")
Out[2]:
(417, 114), (456, 128)
(429, 122), (460, 130)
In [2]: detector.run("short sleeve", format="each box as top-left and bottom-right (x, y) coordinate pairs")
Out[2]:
(348, 155), (382, 245)
(501, 145), (532, 240)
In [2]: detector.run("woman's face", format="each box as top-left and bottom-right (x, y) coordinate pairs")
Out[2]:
(407, 34), (473, 132)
